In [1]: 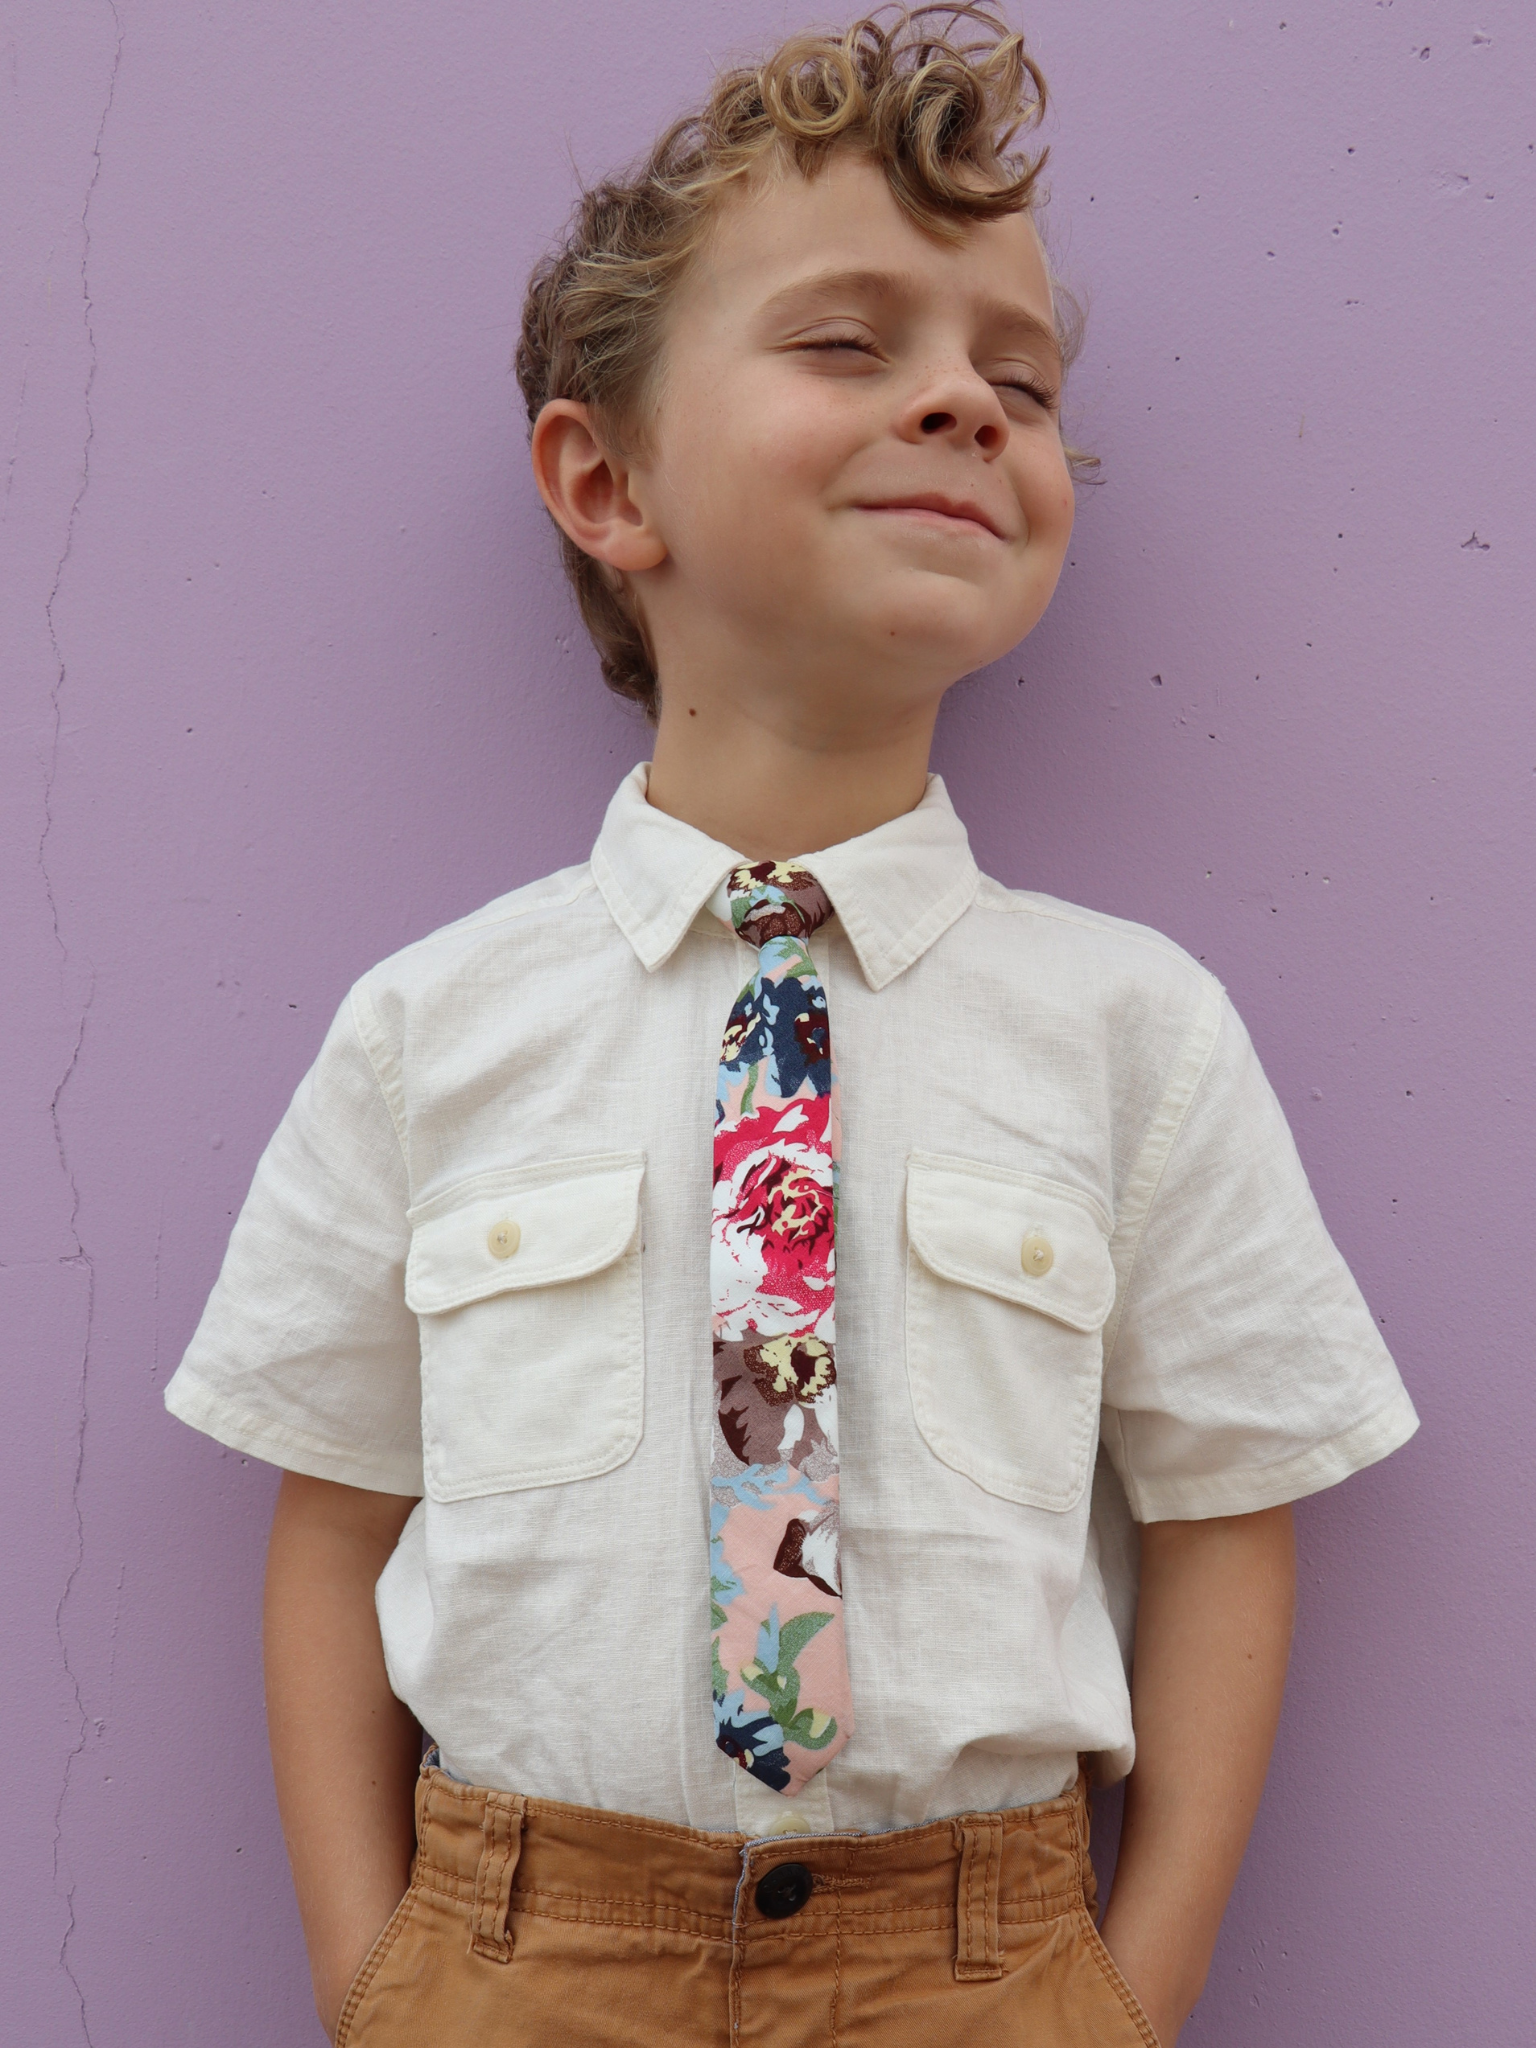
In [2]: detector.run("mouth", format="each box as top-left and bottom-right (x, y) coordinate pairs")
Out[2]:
(855, 493), (1007, 540)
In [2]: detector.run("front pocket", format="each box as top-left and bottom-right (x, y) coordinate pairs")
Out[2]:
(333, 1883), (419, 2046)
(1079, 1909), (1163, 2046)
(904, 1155), (1115, 1512)
(406, 1152), (645, 1501)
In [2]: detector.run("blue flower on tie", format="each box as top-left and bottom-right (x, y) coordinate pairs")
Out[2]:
(713, 1691), (792, 1790)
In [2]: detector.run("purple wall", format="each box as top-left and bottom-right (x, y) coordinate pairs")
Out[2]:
(6, 1), (1531, 2039)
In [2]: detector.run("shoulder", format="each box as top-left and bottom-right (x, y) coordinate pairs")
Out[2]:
(967, 873), (1224, 1017)
(347, 861), (609, 1027)
(376, 861), (598, 967)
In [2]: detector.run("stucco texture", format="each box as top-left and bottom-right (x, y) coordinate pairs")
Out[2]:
(5, 2), (1531, 2040)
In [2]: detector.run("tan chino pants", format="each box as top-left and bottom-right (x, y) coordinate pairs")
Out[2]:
(335, 1762), (1159, 2046)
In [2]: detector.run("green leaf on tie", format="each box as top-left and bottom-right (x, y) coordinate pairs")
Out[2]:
(775, 1611), (833, 1666)
(743, 1610), (835, 1734)
(710, 1573), (734, 1630)
(783, 1707), (839, 1750)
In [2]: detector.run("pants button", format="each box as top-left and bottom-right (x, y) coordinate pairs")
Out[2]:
(754, 1861), (814, 1919)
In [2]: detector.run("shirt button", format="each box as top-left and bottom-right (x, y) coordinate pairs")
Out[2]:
(754, 1861), (814, 1919)
(487, 1219), (521, 1259)
(1020, 1233), (1054, 1278)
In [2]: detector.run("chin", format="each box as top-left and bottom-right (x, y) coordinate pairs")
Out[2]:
(851, 585), (1034, 679)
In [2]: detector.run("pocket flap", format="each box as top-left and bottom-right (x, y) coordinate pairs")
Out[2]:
(905, 1154), (1115, 1333)
(405, 1152), (645, 1314)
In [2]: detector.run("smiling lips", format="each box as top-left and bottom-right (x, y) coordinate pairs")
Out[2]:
(856, 492), (1007, 539)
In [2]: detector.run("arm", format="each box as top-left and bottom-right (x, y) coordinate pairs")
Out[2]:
(1098, 1503), (1296, 2045)
(264, 1471), (423, 2040)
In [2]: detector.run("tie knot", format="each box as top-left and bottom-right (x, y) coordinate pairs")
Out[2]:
(728, 861), (833, 949)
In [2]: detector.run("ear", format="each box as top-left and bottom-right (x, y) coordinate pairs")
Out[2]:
(530, 400), (667, 574)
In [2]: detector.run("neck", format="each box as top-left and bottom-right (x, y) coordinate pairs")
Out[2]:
(644, 669), (943, 862)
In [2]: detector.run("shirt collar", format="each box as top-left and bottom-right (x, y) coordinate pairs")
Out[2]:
(589, 762), (979, 992)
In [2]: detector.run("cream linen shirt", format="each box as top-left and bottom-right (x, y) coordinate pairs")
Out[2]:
(167, 765), (1417, 1834)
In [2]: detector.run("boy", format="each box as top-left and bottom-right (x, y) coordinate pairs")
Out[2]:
(166, 9), (1418, 2043)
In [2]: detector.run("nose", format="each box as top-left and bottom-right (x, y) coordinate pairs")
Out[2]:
(896, 362), (1008, 458)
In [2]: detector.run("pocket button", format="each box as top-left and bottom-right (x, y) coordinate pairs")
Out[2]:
(487, 1219), (521, 1259)
(1020, 1232), (1054, 1277)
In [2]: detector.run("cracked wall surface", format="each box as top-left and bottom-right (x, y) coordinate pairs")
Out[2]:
(42, 13), (119, 2042)
(3, 1), (1533, 2041)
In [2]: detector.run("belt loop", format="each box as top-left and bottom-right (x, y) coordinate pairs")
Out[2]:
(952, 1814), (1005, 1982)
(1073, 1760), (1099, 1920)
(471, 1791), (525, 1963)
(414, 1764), (432, 1851)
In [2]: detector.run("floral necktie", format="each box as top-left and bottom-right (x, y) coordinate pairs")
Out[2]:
(710, 861), (852, 1796)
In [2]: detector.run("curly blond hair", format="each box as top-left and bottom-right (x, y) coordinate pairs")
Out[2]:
(516, 5), (1086, 718)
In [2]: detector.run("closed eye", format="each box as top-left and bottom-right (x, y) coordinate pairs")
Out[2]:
(997, 377), (1059, 411)
(794, 335), (881, 356)
(791, 334), (1058, 411)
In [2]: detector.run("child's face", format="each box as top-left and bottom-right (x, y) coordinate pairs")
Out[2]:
(632, 149), (1075, 714)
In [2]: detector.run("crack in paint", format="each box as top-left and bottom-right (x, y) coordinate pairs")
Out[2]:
(49, 999), (98, 2047)
(4, 359), (30, 509)
(42, 7), (124, 2043)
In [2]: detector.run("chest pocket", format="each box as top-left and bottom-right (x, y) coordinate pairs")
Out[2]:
(904, 1154), (1116, 1513)
(405, 1152), (645, 1502)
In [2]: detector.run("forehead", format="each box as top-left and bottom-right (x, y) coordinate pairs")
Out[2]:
(679, 148), (1056, 344)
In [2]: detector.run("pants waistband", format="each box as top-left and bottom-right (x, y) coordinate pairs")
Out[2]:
(410, 1764), (1097, 1980)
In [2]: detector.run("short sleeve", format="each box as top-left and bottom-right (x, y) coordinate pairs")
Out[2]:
(1100, 991), (1418, 1521)
(164, 985), (424, 1494)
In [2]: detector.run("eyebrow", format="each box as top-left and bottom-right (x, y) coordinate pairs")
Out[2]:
(757, 266), (1063, 367)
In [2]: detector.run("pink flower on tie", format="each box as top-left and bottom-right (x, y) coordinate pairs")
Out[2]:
(712, 1099), (834, 1339)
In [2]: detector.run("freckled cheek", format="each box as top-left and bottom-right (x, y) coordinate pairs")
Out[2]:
(696, 447), (837, 556)
(746, 378), (864, 475)
(1015, 458), (1074, 552)
(669, 396), (832, 521)
(748, 406), (851, 491)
